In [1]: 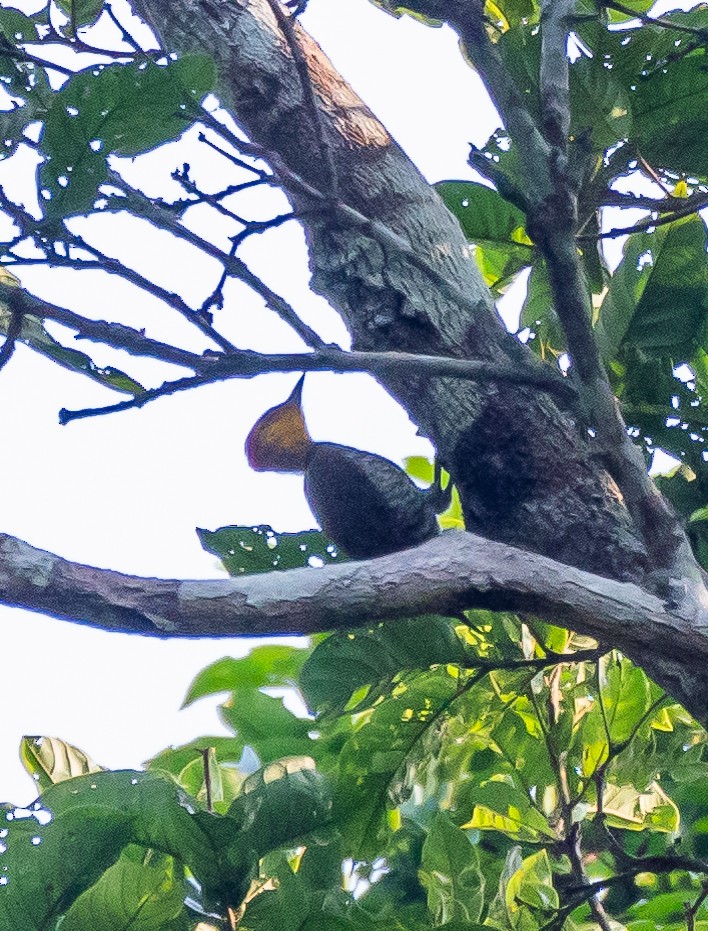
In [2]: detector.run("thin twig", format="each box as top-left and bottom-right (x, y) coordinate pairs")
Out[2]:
(0, 190), (240, 354)
(565, 854), (708, 897)
(104, 1), (150, 54)
(0, 41), (75, 76)
(200, 115), (533, 361)
(197, 132), (272, 179)
(685, 880), (708, 931)
(65, 229), (239, 352)
(600, 189), (708, 211)
(0, 284), (203, 369)
(584, 196), (708, 240)
(199, 748), (214, 813)
(466, 647), (602, 674)
(637, 156), (675, 197)
(171, 164), (251, 224)
(58, 372), (216, 423)
(104, 168), (328, 349)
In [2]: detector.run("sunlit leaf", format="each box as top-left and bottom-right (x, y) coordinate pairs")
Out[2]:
(182, 646), (310, 707)
(20, 736), (104, 793)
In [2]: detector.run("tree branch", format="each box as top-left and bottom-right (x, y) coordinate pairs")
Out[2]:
(0, 283), (205, 370)
(588, 194), (708, 240)
(197, 112), (508, 344)
(103, 167), (328, 350)
(57, 344), (574, 423)
(599, 189), (708, 212)
(440, 0), (697, 576)
(0, 193), (239, 354)
(1, 529), (707, 720)
(539, 0), (572, 151)
(263, 0), (338, 198)
(124, 0), (671, 586)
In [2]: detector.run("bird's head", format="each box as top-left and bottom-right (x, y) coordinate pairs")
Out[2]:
(245, 375), (313, 473)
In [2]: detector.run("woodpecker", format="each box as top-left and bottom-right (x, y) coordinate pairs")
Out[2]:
(245, 377), (442, 559)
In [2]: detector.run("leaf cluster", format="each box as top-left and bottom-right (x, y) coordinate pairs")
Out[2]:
(4, 527), (708, 929)
(426, 0), (708, 565)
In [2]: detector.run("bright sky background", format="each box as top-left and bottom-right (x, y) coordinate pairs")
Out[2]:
(0, 0), (692, 804)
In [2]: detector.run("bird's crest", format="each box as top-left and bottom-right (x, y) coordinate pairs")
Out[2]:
(245, 376), (312, 472)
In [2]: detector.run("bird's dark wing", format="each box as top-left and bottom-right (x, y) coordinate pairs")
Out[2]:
(304, 443), (439, 559)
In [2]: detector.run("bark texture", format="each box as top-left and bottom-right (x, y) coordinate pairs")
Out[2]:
(3, 530), (707, 721)
(135, 0), (648, 581)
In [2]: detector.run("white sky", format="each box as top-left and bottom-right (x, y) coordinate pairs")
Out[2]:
(0, 0), (504, 804)
(0, 0), (695, 804)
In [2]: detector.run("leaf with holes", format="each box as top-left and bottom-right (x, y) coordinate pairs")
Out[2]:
(198, 524), (344, 575)
(41, 56), (215, 217)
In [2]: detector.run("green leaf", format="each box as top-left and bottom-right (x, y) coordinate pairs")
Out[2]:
(59, 846), (189, 931)
(488, 0), (537, 29)
(604, 0), (654, 21)
(435, 180), (533, 293)
(54, 0), (104, 31)
(367, 1), (443, 26)
(520, 260), (565, 357)
(300, 615), (468, 713)
(333, 666), (461, 857)
(0, 771), (216, 929)
(627, 889), (703, 924)
(0, 308), (143, 394)
(404, 456), (464, 529)
(197, 524), (344, 576)
(41, 56), (215, 217)
(20, 736), (104, 793)
(183, 646), (310, 706)
(505, 850), (558, 930)
(599, 781), (679, 832)
(601, 654), (654, 746)
(419, 812), (484, 925)
(570, 52), (631, 149)
(595, 217), (708, 362)
(498, 23), (630, 152)
(147, 736), (245, 782)
(632, 55), (708, 176)
(242, 851), (311, 931)
(0, 8), (37, 41)
(219, 688), (314, 764)
(227, 758), (331, 857)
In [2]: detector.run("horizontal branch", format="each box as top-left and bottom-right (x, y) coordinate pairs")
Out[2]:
(57, 345), (575, 422)
(3, 284), (573, 423)
(590, 195), (708, 240)
(599, 189), (708, 212)
(1, 529), (707, 720)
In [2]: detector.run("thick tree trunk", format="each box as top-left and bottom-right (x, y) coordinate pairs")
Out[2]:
(136, 0), (648, 582)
